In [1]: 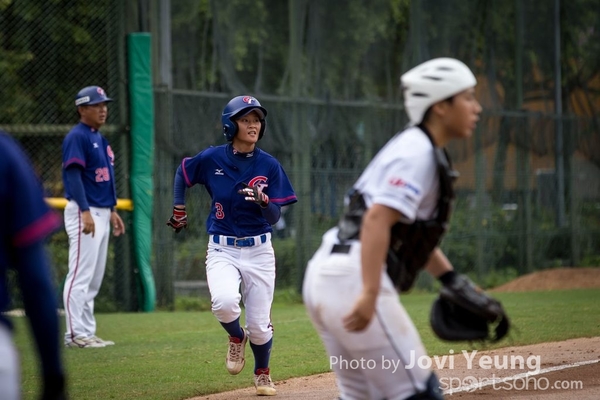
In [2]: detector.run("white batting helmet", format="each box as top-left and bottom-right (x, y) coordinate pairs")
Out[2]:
(401, 57), (477, 126)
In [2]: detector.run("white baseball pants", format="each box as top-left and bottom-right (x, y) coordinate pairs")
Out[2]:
(205, 234), (275, 345)
(303, 228), (431, 400)
(62, 201), (111, 342)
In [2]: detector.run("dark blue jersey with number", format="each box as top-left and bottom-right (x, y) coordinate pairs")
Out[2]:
(62, 122), (116, 207)
(181, 144), (297, 237)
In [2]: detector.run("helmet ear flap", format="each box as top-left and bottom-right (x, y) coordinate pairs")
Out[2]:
(223, 120), (238, 141)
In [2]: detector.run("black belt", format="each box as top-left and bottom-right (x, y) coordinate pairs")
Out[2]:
(331, 244), (351, 254)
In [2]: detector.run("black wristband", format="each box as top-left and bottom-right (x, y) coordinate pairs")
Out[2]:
(438, 270), (457, 286)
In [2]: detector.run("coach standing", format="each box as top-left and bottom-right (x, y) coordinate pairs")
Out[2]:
(61, 86), (125, 348)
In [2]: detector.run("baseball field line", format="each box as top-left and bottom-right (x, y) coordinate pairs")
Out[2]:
(444, 358), (600, 394)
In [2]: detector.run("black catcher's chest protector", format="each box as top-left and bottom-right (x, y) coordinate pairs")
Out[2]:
(387, 144), (457, 292)
(336, 127), (458, 292)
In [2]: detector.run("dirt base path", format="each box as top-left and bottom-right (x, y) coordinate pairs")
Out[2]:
(491, 267), (600, 292)
(192, 336), (600, 399)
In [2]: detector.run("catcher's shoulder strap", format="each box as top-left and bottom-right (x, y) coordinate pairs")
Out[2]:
(336, 188), (367, 241)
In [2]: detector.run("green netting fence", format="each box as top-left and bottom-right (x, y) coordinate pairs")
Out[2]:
(2, 0), (599, 311)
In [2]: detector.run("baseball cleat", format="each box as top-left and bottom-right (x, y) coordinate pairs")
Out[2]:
(90, 336), (115, 346)
(254, 368), (276, 396)
(226, 330), (247, 375)
(65, 336), (106, 348)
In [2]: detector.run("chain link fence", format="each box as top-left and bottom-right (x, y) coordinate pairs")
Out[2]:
(2, 0), (599, 311)
(155, 0), (600, 304)
(0, 0), (132, 311)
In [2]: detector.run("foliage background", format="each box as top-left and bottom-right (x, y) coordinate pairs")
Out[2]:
(0, 0), (599, 311)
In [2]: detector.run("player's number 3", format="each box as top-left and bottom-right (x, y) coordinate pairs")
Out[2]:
(215, 202), (225, 219)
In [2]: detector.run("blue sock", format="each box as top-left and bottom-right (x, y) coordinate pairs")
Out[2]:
(251, 338), (273, 373)
(220, 318), (244, 340)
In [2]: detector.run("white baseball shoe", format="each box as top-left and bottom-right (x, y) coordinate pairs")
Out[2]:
(254, 368), (276, 396)
(226, 330), (247, 375)
(91, 336), (115, 346)
(65, 336), (106, 348)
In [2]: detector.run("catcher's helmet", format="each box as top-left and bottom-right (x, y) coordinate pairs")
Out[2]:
(221, 95), (267, 141)
(401, 58), (476, 126)
(75, 86), (113, 107)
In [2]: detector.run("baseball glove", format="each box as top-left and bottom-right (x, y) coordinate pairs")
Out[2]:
(430, 274), (510, 342)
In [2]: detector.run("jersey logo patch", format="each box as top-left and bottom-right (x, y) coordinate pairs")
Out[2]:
(248, 176), (268, 191)
(93, 142), (99, 148)
(388, 177), (420, 195)
(215, 169), (224, 175)
(107, 145), (115, 166)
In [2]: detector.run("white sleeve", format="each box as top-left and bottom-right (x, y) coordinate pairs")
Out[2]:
(368, 153), (436, 222)
(353, 127), (440, 222)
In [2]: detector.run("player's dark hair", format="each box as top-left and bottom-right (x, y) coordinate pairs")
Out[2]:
(421, 96), (455, 124)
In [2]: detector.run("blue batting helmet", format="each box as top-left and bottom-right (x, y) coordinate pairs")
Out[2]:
(75, 86), (113, 107)
(221, 95), (267, 141)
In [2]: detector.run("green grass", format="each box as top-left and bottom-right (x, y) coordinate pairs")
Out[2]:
(12, 288), (600, 400)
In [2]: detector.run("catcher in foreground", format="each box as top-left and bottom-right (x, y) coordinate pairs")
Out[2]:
(303, 57), (509, 400)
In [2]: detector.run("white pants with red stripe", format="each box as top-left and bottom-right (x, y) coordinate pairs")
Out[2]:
(62, 201), (111, 343)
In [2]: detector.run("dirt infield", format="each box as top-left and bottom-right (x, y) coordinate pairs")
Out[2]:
(193, 268), (600, 399)
(491, 267), (600, 292)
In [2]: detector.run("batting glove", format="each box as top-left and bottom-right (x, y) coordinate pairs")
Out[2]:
(238, 183), (269, 208)
(167, 206), (188, 233)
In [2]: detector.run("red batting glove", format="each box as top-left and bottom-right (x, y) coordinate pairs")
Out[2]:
(167, 206), (188, 233)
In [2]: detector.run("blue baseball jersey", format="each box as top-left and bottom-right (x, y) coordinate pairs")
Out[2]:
(62, 122), (117, 207)
(0, 133), (61, 317)
(181, 144), (297, 237)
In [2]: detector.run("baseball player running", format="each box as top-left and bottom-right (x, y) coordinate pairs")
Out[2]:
(62, 86), (125, 348)
(303, 58), (482, 400)
(0, 131), (67, 399)
(167, 95), (297, 396)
